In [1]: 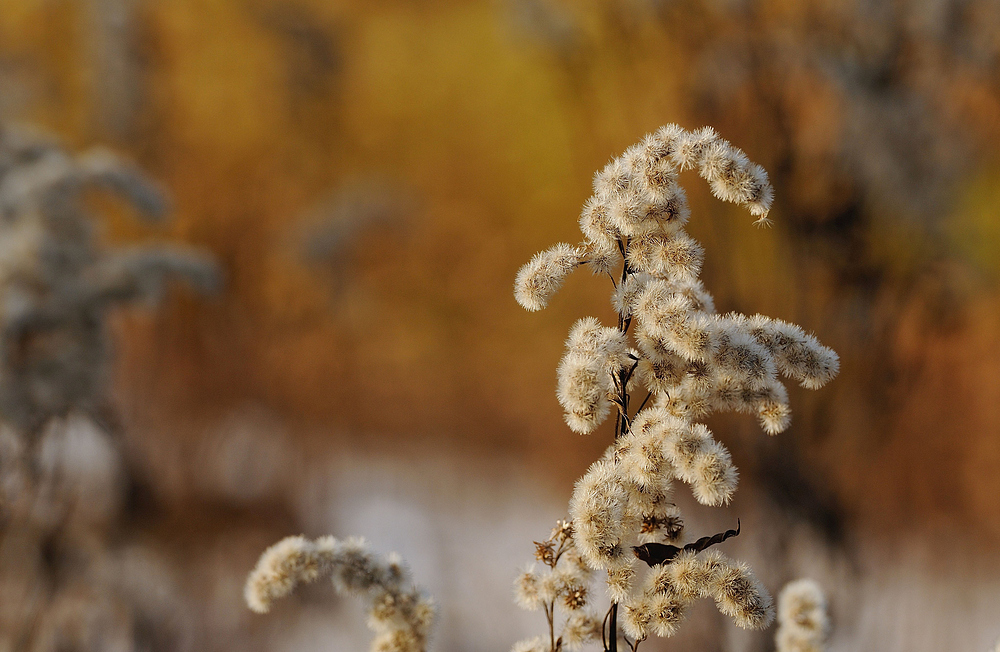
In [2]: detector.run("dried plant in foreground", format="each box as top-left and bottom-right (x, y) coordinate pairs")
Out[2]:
(245, 535), (435, 652)
(512, 125), (839, 651)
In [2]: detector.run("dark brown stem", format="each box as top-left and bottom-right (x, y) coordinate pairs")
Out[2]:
(633, 391), (652, 418)
(623, 359), (639, 386)
(612, 238), (637, 442)
(616, 238), (632, 332)
(609, 602), (619, 652)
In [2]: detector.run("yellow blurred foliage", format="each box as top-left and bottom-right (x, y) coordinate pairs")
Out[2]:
(2, 0), (1000, 535)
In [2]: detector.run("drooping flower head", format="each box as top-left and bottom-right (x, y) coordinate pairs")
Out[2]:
(246, 535), (435, 652)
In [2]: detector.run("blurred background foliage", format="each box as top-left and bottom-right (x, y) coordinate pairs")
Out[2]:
(1, 0), (999, 650)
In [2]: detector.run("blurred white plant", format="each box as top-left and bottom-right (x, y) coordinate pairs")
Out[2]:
(0, 125), (219, 436)
(0, 124), (218, 652)
(775, 579), (829, 652)
(512, 125), (839, 651)
(245, 535), (435, 652)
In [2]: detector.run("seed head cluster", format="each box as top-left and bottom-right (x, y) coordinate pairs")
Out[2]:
(622, 550), (772, 639)
(245, 535), (435, 652)
(775, 579), (829, 652)
(512, 521), (604, 652)
(513, 126), (839, 648)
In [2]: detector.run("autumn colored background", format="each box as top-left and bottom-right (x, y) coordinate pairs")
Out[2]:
(1, 0), (999, 650)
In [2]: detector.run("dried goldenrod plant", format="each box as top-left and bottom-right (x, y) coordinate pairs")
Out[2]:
(0, 124), (218, 652)
(512, 125), (839, 651)
(245, 535), (435, 652)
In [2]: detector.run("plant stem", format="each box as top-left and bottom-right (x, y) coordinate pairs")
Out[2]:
(545, 601), (555, 652)
(609, 602), (618, 652)
(634, 391), (652, 418)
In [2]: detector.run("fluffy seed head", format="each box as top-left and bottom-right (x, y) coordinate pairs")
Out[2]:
(652, 124), (686, 158)
(562, 612), (602, 650)
(514, 243), (581, 311)
(712, 326), (776, 390)
(606, 560), (637, 602)
(565, 317), (627, 359)
(776, 579), (829, 652)
(372, 629), (424, 652)
(711, 561), (774, 630)
(699, 140), (746, 183)
(580, 238), (620, 277)
(667, 550), (724, 600)
(662, 312), (715, 362)
(579, 196), (619, 251)
(594, 158), (637, 200)
(622, 597), (653, 640)
(671, 127), (718, 171)
(512, 125), (839, 648)
(333, 537), (381, 594)
(561, 582), (588, 611)
(607, 193), (649, 235)
(627, 232), (704, 281)
(569, 459), (632, 568)
(246, 536), (433, 651)
(674, 278), (715, 313)
(514, 567), (543, 611)
(511, 637), (547, 652)
(557, 318), (629, 433)
(662, 420), (710, 474)
(636, 356), (686, 395)
(612, 273), (650, 318)
(756, 380), (791, 435)
(539, 570), (564, 603)
(648, 591), (688, 637)
(689, 439), (739, 506)
(616, 426), (669, 490)
(557, 351), (613, 434)
(244, 536), (325, 613)
(633, 280), (692, 340)
(747, 316), (840, 389)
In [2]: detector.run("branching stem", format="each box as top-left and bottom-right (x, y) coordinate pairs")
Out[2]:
(605, 239), (637, 652)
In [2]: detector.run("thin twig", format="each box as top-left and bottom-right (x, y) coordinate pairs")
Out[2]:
(623, 359), (639, 386)
(546, 601), (555, 652)
(633, 391), (652, 417)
